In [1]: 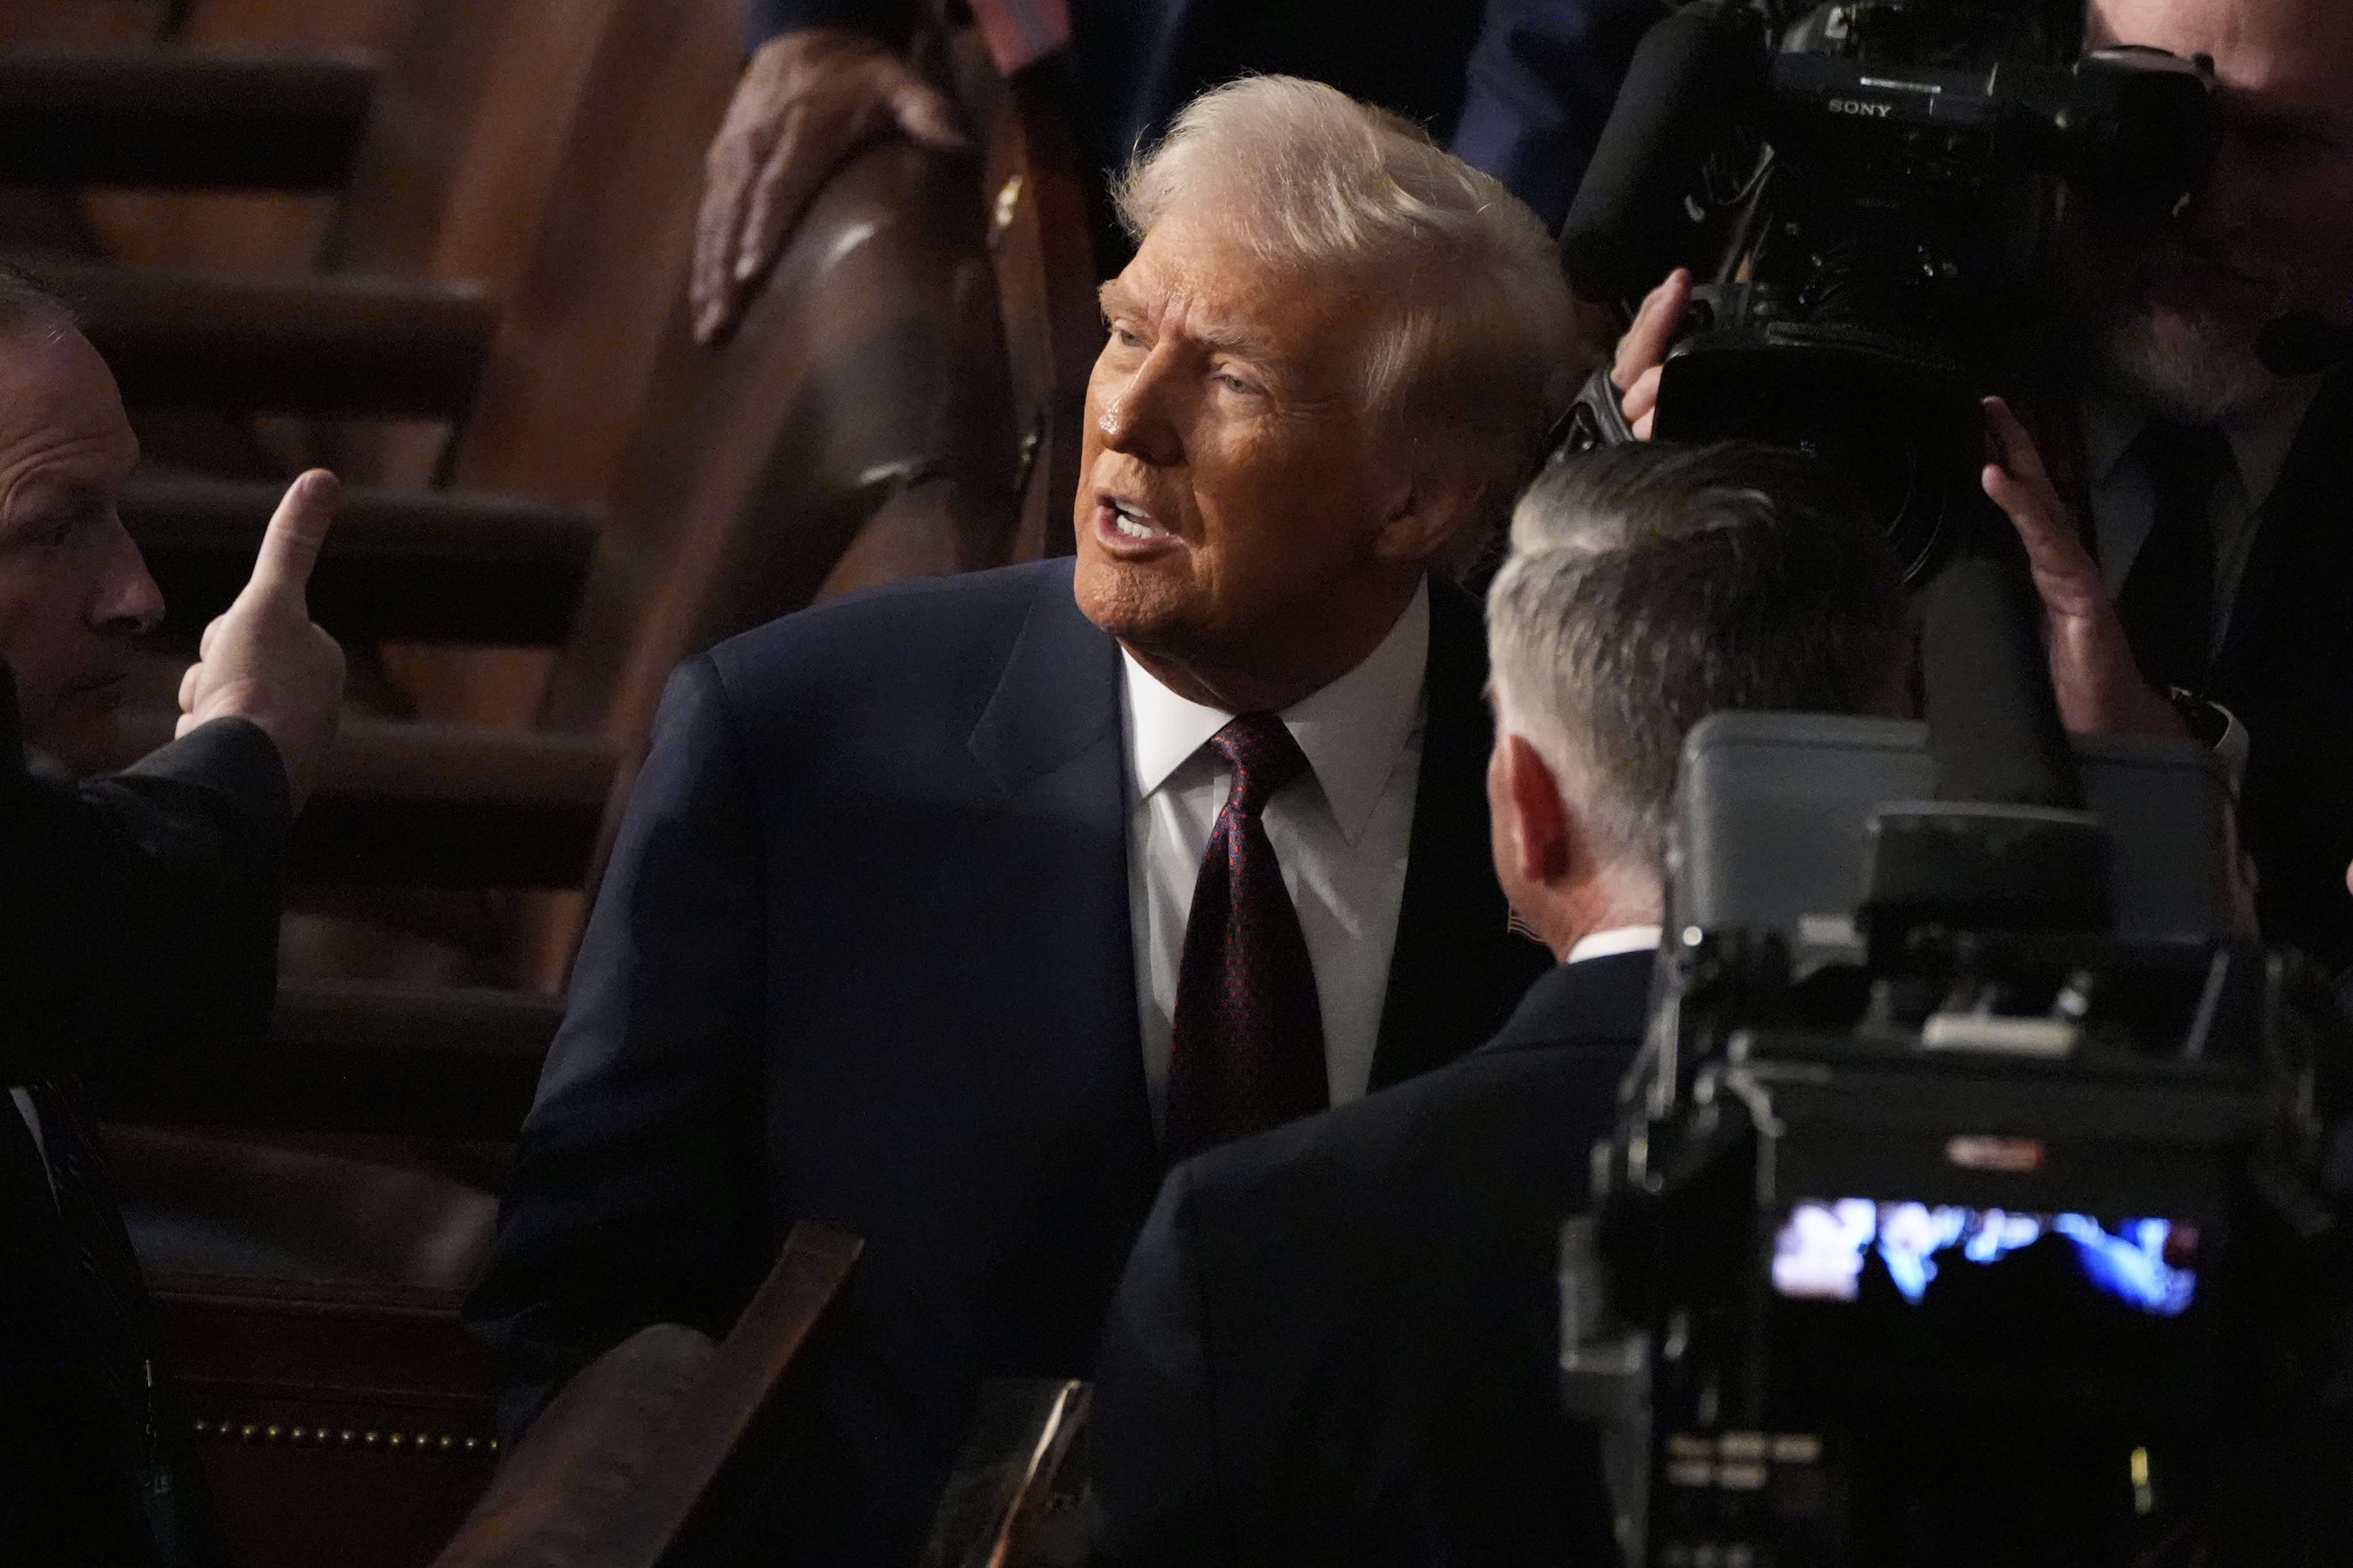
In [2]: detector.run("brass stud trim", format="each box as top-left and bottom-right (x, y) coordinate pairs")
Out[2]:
(992, 172), (1025, 240)
(191, 1416), (498, 1456)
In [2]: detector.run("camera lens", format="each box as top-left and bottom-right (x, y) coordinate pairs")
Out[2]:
(1654, 326), (1976, 583)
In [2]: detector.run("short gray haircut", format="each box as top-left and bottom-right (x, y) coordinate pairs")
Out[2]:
(1487, 442), (1907, 874)
(0, 263), (78, 346)
(1115, 75), (1578, 507)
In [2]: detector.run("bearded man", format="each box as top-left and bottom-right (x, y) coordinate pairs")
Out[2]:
(1610, 0), (2353, 968)
(2024, 0), (2353, 970)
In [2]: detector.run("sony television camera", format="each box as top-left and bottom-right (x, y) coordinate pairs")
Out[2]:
(1545, 13), (2351, 1561)
(1556, 0), (2215, 580)
(1558, 707), (2353, 1567)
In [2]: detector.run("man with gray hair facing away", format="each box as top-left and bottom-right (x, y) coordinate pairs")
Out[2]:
(471, 76), (1571, 1563)
(1089, 441), (1909, 1567)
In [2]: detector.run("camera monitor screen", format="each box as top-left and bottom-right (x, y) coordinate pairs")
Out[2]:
(1771, 1198), (2199, 1318)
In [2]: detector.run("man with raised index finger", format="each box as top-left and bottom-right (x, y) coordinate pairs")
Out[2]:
(0, 266), (346, 1568)
(469, 75), (1577, 1566)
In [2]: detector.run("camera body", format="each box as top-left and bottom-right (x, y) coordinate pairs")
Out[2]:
(1548, 14), (2353, 1562)
(1559, 714), (2351, 1567)
(1559, 0), (2215, 578)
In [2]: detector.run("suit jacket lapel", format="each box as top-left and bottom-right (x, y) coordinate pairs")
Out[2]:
(2203, 369), (2353, 964)
(964, 568), (1538, 1126)
(966, 563), (1158, 1170)
(1370, 575), (1551, 1090)
(2214, 367), (2353, 684)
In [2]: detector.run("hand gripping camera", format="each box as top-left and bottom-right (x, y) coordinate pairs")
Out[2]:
(1548, 10), (2352, 1562)
(1557, 0), (2214, 581)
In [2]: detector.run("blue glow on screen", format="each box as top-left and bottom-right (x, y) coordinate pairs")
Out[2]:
(1771, 1199), (2198, 1317)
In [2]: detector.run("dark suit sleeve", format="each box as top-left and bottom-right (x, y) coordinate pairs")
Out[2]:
(465, 655), (774, 1441)
(0, 714), (290, 1083)
(1449, 0), (1661, 231)
(744, 0), (918, 50)
(1090, 1163), (1232, 1568)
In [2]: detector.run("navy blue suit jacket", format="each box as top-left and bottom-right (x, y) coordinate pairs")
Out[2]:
(745, 0), (1656, 230)
(2205, 367), (2353, 971)
(1090, 949), (1651, 1567)
(466, 560), (1548, 1565)
(1, 713), (289, 1568)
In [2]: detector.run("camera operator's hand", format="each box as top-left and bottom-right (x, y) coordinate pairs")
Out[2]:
(1610, 268), (1693, 439)
(690, 28), (966, 344)
(175, 469), (347, 809)
(1980, 398), (2181, 739)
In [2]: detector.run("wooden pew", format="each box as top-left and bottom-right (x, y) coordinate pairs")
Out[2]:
(922, 1380), (1096, 1568)
(429, 1222), (863, 1568)
(0, 5), (1111, 1561)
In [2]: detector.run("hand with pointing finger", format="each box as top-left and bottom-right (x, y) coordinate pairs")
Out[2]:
(176, 469), (347, 808)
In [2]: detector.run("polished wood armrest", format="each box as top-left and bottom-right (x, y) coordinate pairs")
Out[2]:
(923, 1379), (1094, 1568)
(431, 1221), (866, 1568)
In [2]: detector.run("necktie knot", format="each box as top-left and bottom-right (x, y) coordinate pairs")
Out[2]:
(1208, 715), (1309, 818)
(2138, 419), (2232, 499)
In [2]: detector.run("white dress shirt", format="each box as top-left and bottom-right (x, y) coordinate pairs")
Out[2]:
(1564, 924), (1662, 965)
(2079, 373), (2326, 660)
(1122, 583), (1430, 1127)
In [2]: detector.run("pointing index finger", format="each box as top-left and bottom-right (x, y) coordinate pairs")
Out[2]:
(248, 469), (339, 603)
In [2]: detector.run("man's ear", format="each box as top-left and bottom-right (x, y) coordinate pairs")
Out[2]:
(1371, 468), (1486, 567)
(1499, 733), (1573, 888)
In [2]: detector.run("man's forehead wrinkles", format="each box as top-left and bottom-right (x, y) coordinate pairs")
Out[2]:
(0, 432), (134, 511)
(1098, 277), (1142, 316)
(1105, 270), (1286, 362)
(1186, 310), (1279, 360)
(2096, 0), (2353, 90)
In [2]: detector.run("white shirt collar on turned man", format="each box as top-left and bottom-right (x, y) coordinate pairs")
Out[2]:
(1120, 579), (1430, 845)
(1566, 925), (1663, 965)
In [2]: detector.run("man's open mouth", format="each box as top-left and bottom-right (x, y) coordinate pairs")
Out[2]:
(1107, 498), (1170, 541)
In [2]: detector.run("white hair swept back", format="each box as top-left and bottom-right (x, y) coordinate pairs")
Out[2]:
(1115, 75), (1578, 502)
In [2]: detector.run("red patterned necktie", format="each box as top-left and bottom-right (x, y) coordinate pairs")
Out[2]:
(1164, 715), (1329, 1161)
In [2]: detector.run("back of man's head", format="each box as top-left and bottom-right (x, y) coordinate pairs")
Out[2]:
(1488, 442), (1907, 880)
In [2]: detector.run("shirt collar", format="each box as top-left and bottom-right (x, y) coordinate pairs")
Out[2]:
(2080, 371), (2327, 509)
(1566, 924), (1663, 965)
(1120, 580), (1430, 845)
